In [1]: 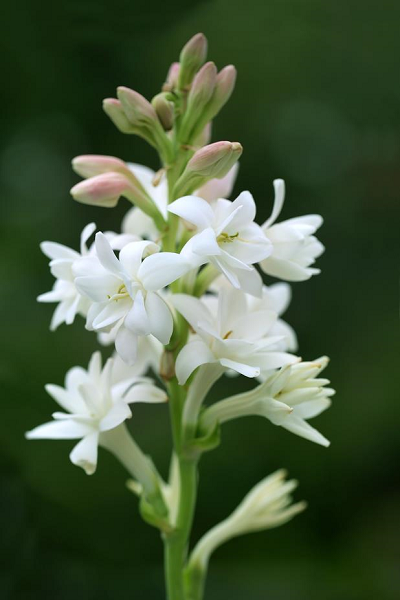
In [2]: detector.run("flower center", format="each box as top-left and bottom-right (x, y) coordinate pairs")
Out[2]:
(107, 283), (129, 302)
(217, 231), (239, 244)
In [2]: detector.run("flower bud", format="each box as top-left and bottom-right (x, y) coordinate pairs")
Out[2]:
(179, 62), (217, 142)
(70, 172), (133, 208)
(192, 122), (212, 148)
(162, 62), (180, 92)
(116, 87), (173, 161)
(70, 171), (166, 227)
(206, 65), (237, 120)
(72, 155), (130, 179)
(173, 141), (243, 197)
(151, 93), (174, 131)
(178, 33), (208, 89)
(103, 98), (137, 134)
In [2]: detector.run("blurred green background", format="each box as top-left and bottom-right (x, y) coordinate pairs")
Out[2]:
(1, 0), (399, 598)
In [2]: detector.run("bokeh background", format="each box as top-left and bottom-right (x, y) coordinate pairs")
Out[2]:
(1, 1), (399, 598)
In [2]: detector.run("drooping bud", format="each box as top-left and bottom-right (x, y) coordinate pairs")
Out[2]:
(173, 141), (243, 197)
(72, 155), (130, 179)
(178, 33), (208, 90)
(179, 62), (217, 142)
(70, 172), (134, 208)
(70, 171), (166, 228)
(162, 62), (180, 92)
(151, 93), (174, 131)
(103, 98), (137, 134)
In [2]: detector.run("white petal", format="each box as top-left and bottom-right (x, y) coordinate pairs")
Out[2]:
(119, 240), (159, 279)
(75, 273), (121, 302)
(175, 340), (216, 384)
(170, 294), (215, 332)
(124, 290), (151, 336)
(229, 191), (256, 228)
(80, 222), (97, 254)
(281, 415), (330, 447)
(232, 310), (277, 341)
(219, 358), (260, 378)
(92, 297), (131, 330)
(123, 382), (167, 404)
(263, 179), (285, 228)
(145, 292), (173, 344)
(69, 432), (99, 474)
(99, 399), (132, 431)
(168, 196), (215, 230)
(40, 241), (78, 261)
(292, 397), (331, 419)
(115, 326), (138, 365)
(138, 252), (190, 291)
(95, 232), (123, 275)
(26, 418), (91, 440)
(187, 228), (221, 257)
(260, 256), (313, 281)
(45, 383), (84, 414)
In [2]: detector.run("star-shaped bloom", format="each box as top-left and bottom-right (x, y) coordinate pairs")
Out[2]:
(38, 223), (138, 330)
(171, 287), (296, 384)
(168, 191), (271, 296)
(260, 179), (324, 281)
(26, 352), (167, 475)
(74, 233), (188, 364)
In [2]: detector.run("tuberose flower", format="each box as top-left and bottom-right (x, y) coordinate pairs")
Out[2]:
(201, 357), (333, 447)
(26, 351), (167, 475)
(260, 179), (324, 281)
(169, 191), (271, 296)
(74, 233), (188, 364)
(171, 287), (296, 384)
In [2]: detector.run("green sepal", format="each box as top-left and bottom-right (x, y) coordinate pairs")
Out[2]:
(139, 494), (173, 534)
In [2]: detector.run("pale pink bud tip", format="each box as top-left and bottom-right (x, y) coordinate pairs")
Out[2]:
(72, 155), (128, 179)
(71, 172), (131, 208)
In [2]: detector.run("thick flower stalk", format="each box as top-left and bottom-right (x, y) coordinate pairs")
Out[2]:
(29, 33), (333, 600)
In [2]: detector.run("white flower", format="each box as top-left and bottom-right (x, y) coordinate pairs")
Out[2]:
(37, 223), (96, 330)
(26, 351), (167, 475)
(260, 179), (324, 281)
(74, 233), (188, 364)
(212, 278), (298, 353)
(171, 287), (296, 384)
(201, 357), (333, 447)
(187, 469), (305, 573)
(122, 162), (238, 241)
(168, 191), (271, 296)
(38, 223), (138, 330)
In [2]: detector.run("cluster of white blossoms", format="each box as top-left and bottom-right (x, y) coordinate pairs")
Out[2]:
(28, 33), (334, 600)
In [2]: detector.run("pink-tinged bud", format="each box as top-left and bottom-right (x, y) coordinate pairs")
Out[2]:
(163, 62), (180, 91)
(70, 172), (133, 208)
(193, 122), (212, 147)
(209, 65), (237, 117)
(117, 87), (158, 127)
(187, 141), (242, 178)
(178, 33), (208, 89)
(72, 155), (130, 179)
(151, 93), (174, 131)
(173, 141), (243, 197)
(103, 98), (136, 134)
(179, 62), (217, 143)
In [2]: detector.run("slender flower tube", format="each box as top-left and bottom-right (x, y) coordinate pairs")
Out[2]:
(200, 357), (333, 446)
(185, 470), (306, 598)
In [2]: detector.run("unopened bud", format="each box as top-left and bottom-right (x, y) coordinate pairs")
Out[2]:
(187, 141), (242, 178)
(70, 172), (134, 208)
(193, 122), (212, 148)
(179, 62), (217, 142)
(103, 98), (136, 134)
(70, 171), (166, 227)
(207, 65), (237, 120)
(173, 141), (243, 197)
(152, 93), (174, 131)
(116, 87), (173, 161)
(163, 62), (180, 92)
(178, 33), (208, 89)
(72, 155), (130, 179)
